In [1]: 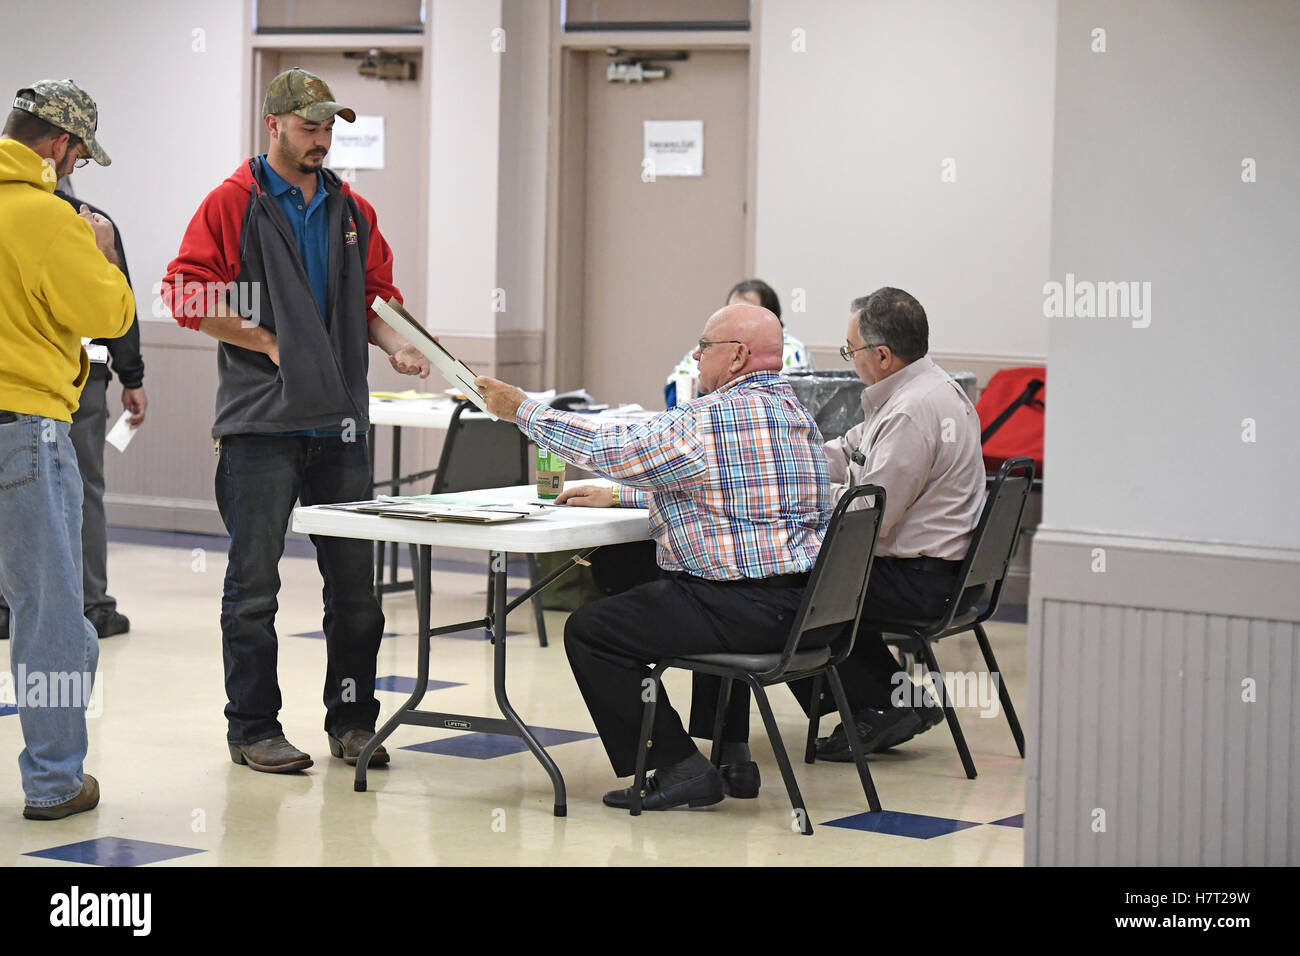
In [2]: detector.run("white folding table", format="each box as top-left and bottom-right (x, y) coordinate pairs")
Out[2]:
(291, 484), (650, 816)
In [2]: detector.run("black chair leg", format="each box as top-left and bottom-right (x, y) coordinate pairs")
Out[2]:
(918, 639), (977, 779)
(630, 665), (664, 817)
(525, 554), (549, 648)
(804, 672), (824, 764)
(973, 622), (1024, 757)
(708, 678), (733, 768)
(826, 666), (882, 813)
(748, 678), (812, 835)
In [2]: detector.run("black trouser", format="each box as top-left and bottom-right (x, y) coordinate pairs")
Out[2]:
(563, 574), (809, 778)
(216, 433), (383, 745)
(690, 557), (959, 740)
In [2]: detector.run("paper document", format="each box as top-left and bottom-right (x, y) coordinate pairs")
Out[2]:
(371, 298), (498, 420)
(317, 496), (547, 524)
(105, 409), (138, 453)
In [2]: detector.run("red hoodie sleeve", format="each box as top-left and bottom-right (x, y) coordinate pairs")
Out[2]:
(348, 189), (402, 342)
(160, 182), (247, 330)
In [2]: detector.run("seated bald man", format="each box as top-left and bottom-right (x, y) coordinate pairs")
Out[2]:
(476, 303), (832, 812)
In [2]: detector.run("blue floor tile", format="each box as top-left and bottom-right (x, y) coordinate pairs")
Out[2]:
(290, 629), (400, 640)
(990, 813), (1024, 828)
(374, 675), (466, 694)
(435, 626), (526, 642)
(25, 837), (205, 867)
(991, 603), (1028, 624)
(822, 809), (983, 839)
(403, 725), (597, 759)
(0, 704), (17, 718)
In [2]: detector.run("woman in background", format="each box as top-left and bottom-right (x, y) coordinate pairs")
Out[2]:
(665, 278), (811, 407)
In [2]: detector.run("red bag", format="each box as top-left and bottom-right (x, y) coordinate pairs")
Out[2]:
(975, 367), (1045, 476)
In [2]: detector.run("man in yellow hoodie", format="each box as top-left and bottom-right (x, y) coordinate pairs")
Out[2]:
(0, 80), (134, 820)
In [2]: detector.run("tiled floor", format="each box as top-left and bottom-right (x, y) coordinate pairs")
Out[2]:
(3, 533), (1028, 866)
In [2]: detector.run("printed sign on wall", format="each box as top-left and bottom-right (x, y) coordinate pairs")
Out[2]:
(644, 120), (703, 177)
(331, 115), (385, 169)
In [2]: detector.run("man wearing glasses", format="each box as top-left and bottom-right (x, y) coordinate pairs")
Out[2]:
(800, 287), (986, 760)
(0, 79), (134, 819)
(475, 303), (833, 812)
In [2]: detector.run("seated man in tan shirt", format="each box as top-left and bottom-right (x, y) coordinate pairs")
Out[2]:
(809, 286), (986, 758)
(689, 288), (986, 793)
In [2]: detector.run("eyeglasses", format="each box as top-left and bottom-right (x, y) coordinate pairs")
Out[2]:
(840, 342), (884, 362)
(697, 339), (750, 355)
(68, 138), (89, 169)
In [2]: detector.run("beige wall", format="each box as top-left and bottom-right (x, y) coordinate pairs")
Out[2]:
(1, 0), (247, 330)
(753, 0), (1057, 363)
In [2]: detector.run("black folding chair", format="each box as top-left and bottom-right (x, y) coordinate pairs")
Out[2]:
(629, 484), (887, 835)
(375, 400), (551, 646)
(841, 457), (1036, 779)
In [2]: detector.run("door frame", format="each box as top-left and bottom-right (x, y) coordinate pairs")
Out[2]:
(543, 0), (760, 390)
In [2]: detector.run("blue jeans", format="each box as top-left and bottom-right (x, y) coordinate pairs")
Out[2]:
(215, 433), (383, 744)
(0, 413), (99, 807)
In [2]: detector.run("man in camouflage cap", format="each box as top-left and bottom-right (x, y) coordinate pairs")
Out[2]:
(263, 67), (357, 125)
(1, 78), (133, 819)
(10, 79), (113, 167)
(161, 67), (428, 775)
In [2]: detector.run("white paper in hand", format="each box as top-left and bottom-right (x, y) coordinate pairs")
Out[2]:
(105, 409), (138, 453)
(371, 297), (498, 420)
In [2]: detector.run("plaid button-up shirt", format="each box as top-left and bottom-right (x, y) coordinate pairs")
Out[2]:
(516, 370), (831, 580)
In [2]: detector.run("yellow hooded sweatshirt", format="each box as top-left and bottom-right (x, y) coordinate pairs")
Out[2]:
(0, 138), (134, 421)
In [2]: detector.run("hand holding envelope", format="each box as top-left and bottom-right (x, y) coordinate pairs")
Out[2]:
(371, 297), (498, 420)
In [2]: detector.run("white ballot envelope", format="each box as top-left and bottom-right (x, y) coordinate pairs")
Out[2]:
(105, 409), (138, 453)
(370, 297), (498, 420)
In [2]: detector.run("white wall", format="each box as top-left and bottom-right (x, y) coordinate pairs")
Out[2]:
(425, 0), (503, 336)
(0, 0), (246, 323)
(754, 0), (1057, 358)
(495, 0), (551, 334)
(1042, 0), (1300, 550)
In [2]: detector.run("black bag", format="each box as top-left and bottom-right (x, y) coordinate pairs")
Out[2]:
(534, 541), (660, 611)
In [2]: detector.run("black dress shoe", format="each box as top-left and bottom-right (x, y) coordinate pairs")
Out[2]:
(603, 764), (725, 810)
(720, 761), (760, 799)
(86, 609), (129, 638)
(815, 706), (924, 761)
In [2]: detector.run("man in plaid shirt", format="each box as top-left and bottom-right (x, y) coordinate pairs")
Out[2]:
(476, 302), (832, 811)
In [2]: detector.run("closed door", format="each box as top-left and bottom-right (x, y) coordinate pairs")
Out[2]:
(579, 49), (749, 409)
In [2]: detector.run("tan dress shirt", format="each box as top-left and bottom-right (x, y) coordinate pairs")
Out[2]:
(825, 356), (985, 559)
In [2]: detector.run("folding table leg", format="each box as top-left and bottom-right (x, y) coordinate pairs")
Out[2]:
(356, 544), (431, 791)
(489, 550), (568, 816)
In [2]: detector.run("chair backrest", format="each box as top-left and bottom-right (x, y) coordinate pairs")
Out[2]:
(759, 484), (885, 679)
(945, 456), (1036, 626)
(431, 400), (530, 494)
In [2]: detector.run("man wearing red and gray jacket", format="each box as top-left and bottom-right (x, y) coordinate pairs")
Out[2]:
(161, 69), (429, 774)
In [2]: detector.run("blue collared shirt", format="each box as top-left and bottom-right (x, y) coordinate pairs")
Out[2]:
(260, 155), (329, 326)
(259, 156), (337, 438)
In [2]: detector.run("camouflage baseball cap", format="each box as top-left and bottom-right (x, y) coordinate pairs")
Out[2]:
(262, 68), (356, 123)
(12, 79), (110, 166)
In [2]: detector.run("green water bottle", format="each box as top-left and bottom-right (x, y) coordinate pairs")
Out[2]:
(536, 446), (566, 499)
